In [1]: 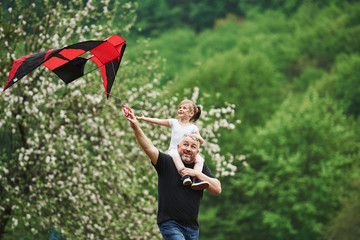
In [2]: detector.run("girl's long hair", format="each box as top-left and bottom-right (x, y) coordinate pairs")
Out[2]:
(179, 99), (201, 122)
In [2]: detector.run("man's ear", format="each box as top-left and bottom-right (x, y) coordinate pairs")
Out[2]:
(195, 148), (199, 155)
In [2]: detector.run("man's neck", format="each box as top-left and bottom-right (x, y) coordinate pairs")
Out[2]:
(183, 161), (195, 166)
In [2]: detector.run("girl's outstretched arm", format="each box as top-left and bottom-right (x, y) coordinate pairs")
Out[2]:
(136, 113), (170, 127)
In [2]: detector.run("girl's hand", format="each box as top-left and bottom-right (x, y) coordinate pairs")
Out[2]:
(192, 131), (205, 145)
(190, 133), (201, 139)
(136, 113), (146, 120)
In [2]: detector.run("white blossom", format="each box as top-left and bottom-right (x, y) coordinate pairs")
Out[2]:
(12, 218), (18, 227)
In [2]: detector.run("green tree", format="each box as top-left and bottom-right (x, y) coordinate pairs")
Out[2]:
(132, 0), (243, 36)
(172, 50), (285, 155)
(314, 54), (360, 117)
(291, 2), (360, 70)
(200, 90), (359, 240)
(325, 175), (360, 240)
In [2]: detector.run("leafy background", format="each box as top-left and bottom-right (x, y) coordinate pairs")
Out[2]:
(1, 0), (359, 239)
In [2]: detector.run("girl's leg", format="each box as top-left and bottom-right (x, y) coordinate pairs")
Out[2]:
(168, 149), (185, 173)
(191, 154), (209, 190)
(168, 149), (191, 185)
(193, 154), (204, 172)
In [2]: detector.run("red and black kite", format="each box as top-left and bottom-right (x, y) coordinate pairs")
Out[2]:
(3, 35), (126, 98)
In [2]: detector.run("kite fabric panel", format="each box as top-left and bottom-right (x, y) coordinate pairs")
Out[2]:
(3, 35), (126, 98)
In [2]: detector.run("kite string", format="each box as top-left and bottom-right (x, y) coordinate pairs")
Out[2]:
(109, 60), (131, 108)
(80, 61), (148, 112)
(105, 60), (145, 111)
(82, 72), (147, 113)
(85, 82), (148, 114)
(83, 60), (126, 107)
(84, 82), (126, 109)
(109, 60), (124, 104)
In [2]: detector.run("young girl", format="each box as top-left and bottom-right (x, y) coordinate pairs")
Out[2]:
(136, 99), (209, 190)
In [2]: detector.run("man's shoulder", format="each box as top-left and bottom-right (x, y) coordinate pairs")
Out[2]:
(154, 151), (175, 174)
(158, 151), (172, 160)
(154, 151), (173, 166)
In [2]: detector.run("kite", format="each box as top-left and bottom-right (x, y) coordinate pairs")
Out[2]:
(3, 35), (126, 98)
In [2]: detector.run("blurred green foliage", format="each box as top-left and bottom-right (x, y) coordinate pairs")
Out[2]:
(127, 0), (360, 239)
(325, 175), (360, 240)
(315, 54), (360, 117)
(132, 0), (242, 35)
(1, 0), (359, 239)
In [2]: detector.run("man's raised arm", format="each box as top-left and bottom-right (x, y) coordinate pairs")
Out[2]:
(126, 108), (159, 165)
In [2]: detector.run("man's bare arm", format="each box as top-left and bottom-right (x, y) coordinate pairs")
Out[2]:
(127, 109), (159, 165)
(180, 168), (222, 194)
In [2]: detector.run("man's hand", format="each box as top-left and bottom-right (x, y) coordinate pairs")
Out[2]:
(179, 167), (199, 178)
(123, 105), (132, 117)
(125, 107), (139, 129)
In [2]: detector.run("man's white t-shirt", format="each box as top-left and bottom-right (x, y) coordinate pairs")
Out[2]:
(168, 119), (199, 151)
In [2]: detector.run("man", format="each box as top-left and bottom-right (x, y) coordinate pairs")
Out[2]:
(126, 108), (221, 240)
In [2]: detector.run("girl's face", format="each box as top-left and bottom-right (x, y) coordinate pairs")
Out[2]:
(177, 104), (194, 120)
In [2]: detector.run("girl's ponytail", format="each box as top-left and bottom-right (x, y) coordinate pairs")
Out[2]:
(191, 105), (201, 122)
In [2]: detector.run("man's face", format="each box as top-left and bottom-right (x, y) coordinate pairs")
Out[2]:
(177, 136), (199, 163)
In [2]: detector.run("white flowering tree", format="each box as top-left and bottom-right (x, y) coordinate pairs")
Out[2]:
(0, 1), (238, 239)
